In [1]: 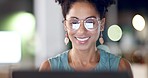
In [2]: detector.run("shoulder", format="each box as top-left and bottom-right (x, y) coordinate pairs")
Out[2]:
(39, 50), (69, 71)
(118, 58), (131, 71)
(39, 60), (51, 71)
(100, 49), (121, 59)
(49, 50), (69, 62)
(118, 58), (133, 78)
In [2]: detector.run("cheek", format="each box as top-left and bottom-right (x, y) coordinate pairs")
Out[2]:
(67, 30), (75, 40)
(92, 31), (99, 41)
(92, 28), (100, 40)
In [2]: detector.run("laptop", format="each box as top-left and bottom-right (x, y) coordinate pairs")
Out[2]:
(12, 71), (131, 78)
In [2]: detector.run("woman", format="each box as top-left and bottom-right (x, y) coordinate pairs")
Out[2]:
(39, 0), (133, 77)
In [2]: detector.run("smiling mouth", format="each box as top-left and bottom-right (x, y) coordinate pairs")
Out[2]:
(76, 37), (90, 41)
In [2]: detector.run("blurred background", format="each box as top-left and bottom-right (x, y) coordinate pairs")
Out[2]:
(0, 0), (147, 78)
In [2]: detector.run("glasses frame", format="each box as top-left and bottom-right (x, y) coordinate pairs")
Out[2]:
(63, 17), (101, 31)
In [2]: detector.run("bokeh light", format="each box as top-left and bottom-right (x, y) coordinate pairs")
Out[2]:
(108, 25), (123, 41)
(132, 14), (145, 31)
(0, 31), (21, 63)
(8, 12), (36, 39)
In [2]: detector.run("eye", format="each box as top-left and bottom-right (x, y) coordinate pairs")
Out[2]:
(69, 19), (79, 24)
(69, 19), (80, 30)
(85, 19), (95, 24)
(85, 19), (95, 29)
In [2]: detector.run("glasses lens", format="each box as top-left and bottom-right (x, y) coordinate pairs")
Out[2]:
(67, 19), (80, 31)
(65, 17), (100, 31)
(84, 18), (99, 30)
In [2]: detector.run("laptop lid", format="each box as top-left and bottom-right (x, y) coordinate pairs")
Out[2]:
(12, 71), (131, 78)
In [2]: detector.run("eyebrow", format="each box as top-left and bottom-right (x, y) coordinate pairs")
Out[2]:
(68, 16), (97, 20)
(85, 16), (97, 19)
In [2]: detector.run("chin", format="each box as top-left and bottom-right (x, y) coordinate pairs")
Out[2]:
(72, 43), (92, 51)
(71, 37), (97, 50)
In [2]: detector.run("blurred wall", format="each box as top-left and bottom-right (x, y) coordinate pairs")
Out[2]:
(34, 0), (67, 68)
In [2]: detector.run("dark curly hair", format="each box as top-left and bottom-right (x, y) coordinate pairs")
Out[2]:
(55, 0), (116, 19)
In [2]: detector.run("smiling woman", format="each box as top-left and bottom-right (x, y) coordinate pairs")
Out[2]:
(39, 0), (133, 78)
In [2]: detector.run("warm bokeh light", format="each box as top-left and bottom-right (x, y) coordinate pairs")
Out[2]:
(8, 12), (35, 39)
(108, 25), (122, 41)
(0, 31), (21, 63)
(132, 14), (145, 31)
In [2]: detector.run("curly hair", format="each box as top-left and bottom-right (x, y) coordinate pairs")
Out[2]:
(55, 0), (115, 19)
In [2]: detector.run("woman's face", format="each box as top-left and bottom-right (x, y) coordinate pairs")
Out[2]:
(65, 2), (105, 51)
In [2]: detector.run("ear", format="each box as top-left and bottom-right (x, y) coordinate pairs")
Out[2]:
(63, 20), (67, 31)
(100, 18), (105, 31)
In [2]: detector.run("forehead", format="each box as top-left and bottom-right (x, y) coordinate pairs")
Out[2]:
(66, 2), (99, 19)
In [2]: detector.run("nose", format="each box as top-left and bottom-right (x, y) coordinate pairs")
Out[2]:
(76, 21), (87, 34)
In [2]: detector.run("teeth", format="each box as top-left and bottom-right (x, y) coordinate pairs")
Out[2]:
(76, 37), (89, 41)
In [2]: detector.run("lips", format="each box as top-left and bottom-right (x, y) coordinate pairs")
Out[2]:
(75, 36), (90, 44)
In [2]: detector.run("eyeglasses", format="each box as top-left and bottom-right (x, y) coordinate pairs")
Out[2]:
(64, 17), (101, 31)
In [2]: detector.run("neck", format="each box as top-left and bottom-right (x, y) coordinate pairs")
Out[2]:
(69, 47), (99, 65)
